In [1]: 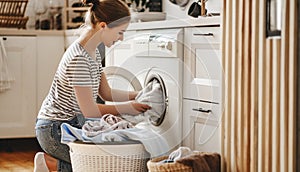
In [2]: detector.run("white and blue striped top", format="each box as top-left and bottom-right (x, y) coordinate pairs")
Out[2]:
(38, 41), (103, 120)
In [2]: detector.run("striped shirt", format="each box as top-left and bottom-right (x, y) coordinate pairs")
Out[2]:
(38, 41), (103, 120)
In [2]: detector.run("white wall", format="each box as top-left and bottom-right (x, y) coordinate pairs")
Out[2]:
(163, 0), (222, 20)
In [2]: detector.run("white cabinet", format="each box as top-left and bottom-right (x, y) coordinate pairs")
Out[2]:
(182, 99), (221, 153)
(0, 36), (37, 138)
(183, 27), (221, 103)
(182, 27), (222, 153)
(0, 34), (64, 138)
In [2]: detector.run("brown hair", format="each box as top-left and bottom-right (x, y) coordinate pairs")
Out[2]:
(82, 0), (131, 28)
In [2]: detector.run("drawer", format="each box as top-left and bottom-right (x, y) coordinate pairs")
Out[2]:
(182, 99), (221, 153)
(183, 99), (221, 126)
(183, 27), (222, 103)
(184, 27), (221, 45)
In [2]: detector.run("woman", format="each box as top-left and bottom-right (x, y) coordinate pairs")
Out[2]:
(34, 0), (151, 171)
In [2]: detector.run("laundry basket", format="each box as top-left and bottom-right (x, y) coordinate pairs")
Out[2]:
(68, 141), (150, 172)
(147, 152), (221, 172)
(147, 156), (192, 172)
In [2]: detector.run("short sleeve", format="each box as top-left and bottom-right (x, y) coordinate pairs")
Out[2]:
(66, 56), (92, 86)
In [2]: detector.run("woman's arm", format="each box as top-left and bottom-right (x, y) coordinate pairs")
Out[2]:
(97, 101), (151, 116)
(98, 72), (139, 101)
(74, 86), (101, 118)
(74, 85), (151, 118)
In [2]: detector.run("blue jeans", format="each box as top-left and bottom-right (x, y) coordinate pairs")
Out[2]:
(35, 115), (85, 172)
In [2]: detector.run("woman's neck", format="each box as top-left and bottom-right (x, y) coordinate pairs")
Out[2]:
(78, 27), (102, 60)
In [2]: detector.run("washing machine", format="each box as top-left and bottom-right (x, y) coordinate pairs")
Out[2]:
(105, 28), (184, 154)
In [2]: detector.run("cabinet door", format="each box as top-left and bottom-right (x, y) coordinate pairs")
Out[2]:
(183, 27), (222, 103)
(182, 99), (221, 153)
(0, 36), (37, 138)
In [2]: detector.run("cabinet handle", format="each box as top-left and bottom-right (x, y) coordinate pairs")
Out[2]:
(2, 37), (7, 40)
(193, 33), (214, 36)
(192, 108), (212, 113)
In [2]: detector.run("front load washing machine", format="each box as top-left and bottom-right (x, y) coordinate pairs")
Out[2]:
(105, 29), (184, 154)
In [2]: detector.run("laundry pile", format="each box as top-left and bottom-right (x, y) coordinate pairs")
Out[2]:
(82, 114), (134, 137)
(61, 114), (169, 158)
(120, 79), (165, 125)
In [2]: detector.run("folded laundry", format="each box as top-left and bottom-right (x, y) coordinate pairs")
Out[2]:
(121, 79), (165, 125)
(61, 117), (170, 158)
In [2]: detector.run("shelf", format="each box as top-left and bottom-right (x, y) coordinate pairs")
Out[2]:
(63, 0), (89, 30)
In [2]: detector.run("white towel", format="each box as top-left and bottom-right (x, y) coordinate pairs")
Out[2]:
(121, 79), (165, 124)
(0, 38), (14, 92)
(168, 147), (194, 162)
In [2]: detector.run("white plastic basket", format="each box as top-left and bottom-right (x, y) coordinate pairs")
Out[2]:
(68, 141), (149, 172)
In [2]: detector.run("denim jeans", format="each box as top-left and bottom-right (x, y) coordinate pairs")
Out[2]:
(35, 114), (85, 172)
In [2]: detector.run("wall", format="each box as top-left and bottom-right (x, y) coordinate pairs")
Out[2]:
(163, 0), (222, 20)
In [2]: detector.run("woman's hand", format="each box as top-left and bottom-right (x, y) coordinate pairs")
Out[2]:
(129, 101), (151, 115)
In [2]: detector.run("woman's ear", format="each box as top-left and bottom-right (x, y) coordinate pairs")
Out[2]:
(98, 22), (107, 28)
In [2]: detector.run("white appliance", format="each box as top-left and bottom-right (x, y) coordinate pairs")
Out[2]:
(105, 28), (184, 154)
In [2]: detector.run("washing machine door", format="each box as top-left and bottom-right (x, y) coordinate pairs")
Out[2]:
(143, 72), (167, 126)
(104, 66), (142, 91)
(104, 66), (168, 123)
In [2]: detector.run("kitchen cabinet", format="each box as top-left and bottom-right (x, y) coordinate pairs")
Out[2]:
(182, 26), (222, 152)
(0, 34), (64, 138)
(0, 36), (37, 138)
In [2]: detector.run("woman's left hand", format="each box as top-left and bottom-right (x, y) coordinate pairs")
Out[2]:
(129, 101), (151, 114)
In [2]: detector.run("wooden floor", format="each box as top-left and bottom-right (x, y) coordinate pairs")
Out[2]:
(0, 138), (42, 172)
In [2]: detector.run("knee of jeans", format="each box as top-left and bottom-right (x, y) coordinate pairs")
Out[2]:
(36, 122), (61, 154)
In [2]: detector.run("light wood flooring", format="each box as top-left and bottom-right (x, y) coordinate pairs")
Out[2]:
(0, 138), (42, 172)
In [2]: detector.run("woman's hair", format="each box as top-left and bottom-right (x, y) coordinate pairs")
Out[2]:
(82, 0), (131, 28)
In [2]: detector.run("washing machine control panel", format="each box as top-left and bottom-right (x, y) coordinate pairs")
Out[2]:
(132, 29), (183, 58)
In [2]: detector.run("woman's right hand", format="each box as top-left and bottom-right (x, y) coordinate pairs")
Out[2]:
(128, 101), (151, 115)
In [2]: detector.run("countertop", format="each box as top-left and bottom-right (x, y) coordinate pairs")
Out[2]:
(0, 16), (221, 36)
(127, 16), (221, 30)
(0, 29), (64, 36)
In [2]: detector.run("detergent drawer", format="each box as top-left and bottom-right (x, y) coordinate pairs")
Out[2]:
(133, 28), (183, 58)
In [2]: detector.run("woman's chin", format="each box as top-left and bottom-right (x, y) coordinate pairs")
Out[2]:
(106, 43), (114, 48)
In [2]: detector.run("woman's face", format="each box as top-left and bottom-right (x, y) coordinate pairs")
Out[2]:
(101, 22), (129, 47)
